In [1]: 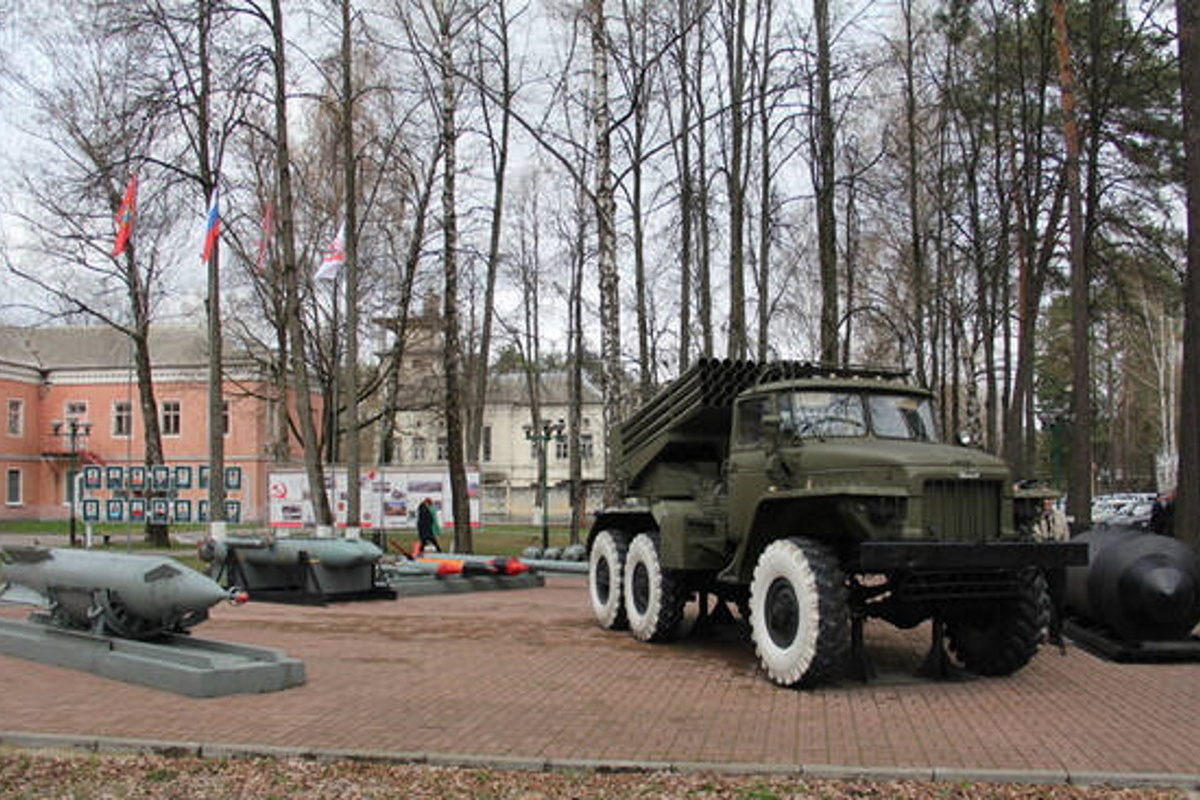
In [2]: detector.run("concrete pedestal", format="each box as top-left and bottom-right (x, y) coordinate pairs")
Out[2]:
(0, 618), (305, 698)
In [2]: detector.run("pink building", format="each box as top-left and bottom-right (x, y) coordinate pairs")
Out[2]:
(1, 326), (314, 526)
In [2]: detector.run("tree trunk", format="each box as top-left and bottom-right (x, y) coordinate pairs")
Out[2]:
(723, 0), (747, 360)
(467, 0), (513, 464)
(674, 0), (694, 371)
(900, 0), (925, 384)
(197, 0), (226, 536)
(815, 0), (838, 364)
(755, 0), (774, 361)
(1054, 0), (1093, 529)
(590, 0), (622, 505)
(341, 0), (361, 532)
(272, 0), (331, 528)
(1175, 0), (1200, 551)
(438, 3), (472, 553)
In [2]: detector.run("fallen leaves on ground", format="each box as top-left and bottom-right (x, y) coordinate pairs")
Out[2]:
(0, 751), (1187, 799)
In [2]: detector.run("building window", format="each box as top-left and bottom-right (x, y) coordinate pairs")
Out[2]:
(554, 438), (569, 460)
(113, 401), (132, 438)
(65, 401), (87, 421)
(482, 426), (492, 462)
(222, 400), (230, 436)
(6, 399), (22, 437)
(162, 400), (182, 436)
(411, 436), (427, 462)
(581, 433), (595, 461)
(5, 468), (21, 505)
(436, 436), (448, 461)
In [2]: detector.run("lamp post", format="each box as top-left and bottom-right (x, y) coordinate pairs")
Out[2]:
(51, 419), (92, 548)
(523, 419), (566, 551)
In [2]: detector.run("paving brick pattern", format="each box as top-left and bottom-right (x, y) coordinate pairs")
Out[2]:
(1, 576), (1198, 776)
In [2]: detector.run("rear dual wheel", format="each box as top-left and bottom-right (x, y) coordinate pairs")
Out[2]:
(945, 567), (1048, 676)
(624, 533), (687, 642)
(588, 530), (629, 630)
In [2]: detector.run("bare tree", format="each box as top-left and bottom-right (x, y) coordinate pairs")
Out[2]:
(466, 0), (519, 464)
(265, 0), (333, 528)
(3, 1), (202, 546)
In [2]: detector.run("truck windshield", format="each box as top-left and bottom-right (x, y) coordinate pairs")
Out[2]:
(781, 392), (867, 438)
(868, 394), (938, 441)
(780, 391), (938, 441)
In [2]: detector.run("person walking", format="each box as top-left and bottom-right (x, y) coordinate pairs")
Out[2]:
(416, 497), (441, 553)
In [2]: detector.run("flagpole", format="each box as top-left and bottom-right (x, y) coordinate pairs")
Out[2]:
(330, 270), (340, 467)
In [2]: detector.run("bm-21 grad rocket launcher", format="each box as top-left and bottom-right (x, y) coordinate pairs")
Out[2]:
(586, 359), (1088, 687)
(0, 546), (247, 640)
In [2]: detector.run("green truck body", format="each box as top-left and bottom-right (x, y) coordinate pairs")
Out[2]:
(586, 359), (1086, 687)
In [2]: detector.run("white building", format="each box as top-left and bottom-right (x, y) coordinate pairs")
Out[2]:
(392, 371), (607, 521)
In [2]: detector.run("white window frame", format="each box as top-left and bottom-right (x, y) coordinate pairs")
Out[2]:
(162, 400), (182, 437)
(6, 398), (23, 437)
(5, 468), (21, 506)
(112, 400), (133, 438)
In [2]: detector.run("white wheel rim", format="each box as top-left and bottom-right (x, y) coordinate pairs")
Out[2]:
(750, 540), (820, 685)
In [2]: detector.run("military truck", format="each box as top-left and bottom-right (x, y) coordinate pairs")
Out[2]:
(586, 359), (1086, 687)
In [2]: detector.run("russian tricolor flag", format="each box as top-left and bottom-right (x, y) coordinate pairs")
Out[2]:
(201, 188), (220, 262)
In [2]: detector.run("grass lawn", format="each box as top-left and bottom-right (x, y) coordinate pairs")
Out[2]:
(0, 520), (584, 558)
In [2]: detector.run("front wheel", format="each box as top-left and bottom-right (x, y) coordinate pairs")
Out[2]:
(945, 568), (1048, 676)
(624, 533), (687, 642)
(749, 538), (849, 687)
(588, 530), (629, 630)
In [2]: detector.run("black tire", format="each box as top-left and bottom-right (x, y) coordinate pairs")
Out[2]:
(945, 568), (1049, 677)
(624, 533), (687, 642)
(588, 530), (629, 630)
(749, 538), (850, 687)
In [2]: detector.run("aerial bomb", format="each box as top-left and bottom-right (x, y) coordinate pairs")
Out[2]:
(1065, 528), (1200, 641)
(198, 535), (382, 569)
(199, 535), (385, 601)
(0, 546), (246, 640)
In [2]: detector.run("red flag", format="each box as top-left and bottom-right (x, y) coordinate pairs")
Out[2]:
(111, 174), (138, 257)
(201, 188), (220, 263)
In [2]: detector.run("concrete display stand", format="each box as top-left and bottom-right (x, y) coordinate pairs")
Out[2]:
(1063, 618), (1200, 663)
(0, 618), (306, 698)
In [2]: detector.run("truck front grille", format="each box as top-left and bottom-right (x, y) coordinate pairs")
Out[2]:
(922, 480), (1001, 542)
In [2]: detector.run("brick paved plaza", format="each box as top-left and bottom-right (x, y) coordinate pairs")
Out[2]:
(1, 574), (1198, 785)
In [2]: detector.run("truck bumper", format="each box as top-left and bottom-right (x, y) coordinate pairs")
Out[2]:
(858, 540), (1088, 572)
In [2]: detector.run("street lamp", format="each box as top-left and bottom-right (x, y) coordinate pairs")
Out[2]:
(51, 419), (92, 548)
(523, 418), (566, 551)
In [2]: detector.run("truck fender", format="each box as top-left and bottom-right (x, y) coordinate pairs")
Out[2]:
(588, 510), (658, 552)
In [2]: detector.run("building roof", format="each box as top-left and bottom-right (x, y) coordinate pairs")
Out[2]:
(0, 325), (258, 372)
(486, 371), (603, 406)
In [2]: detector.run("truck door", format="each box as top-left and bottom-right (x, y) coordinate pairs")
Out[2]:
(727, 393), (774, 542)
